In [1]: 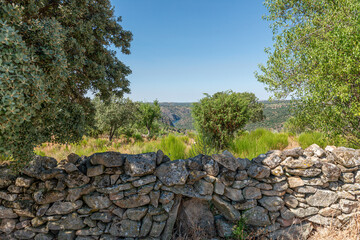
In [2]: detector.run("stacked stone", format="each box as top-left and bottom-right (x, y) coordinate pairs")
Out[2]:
(0, 144), (360, 239)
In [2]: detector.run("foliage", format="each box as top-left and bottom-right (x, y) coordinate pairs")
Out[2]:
(230, 129), (288, 159)
(283, 116), (307, 135)
(93, 96), (138, 141)
(159, 134), (187, 160)
(192, 91), (264, 149)
(138, 100), (162, 137)
(298, 132), (328, 149)
(0, 1), (132, 166)
(188, 133), (218, 157)
(256, 0), (360, 147)
(232, 215), (248, 240)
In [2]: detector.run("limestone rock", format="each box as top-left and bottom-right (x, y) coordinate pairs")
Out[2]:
(322, 163), (341, 182)
(149, 221), (166, 237)
(339, 199), (359, 214)
(284, 194), (298, 208)
(194, 179), (214, 196)
(211, 151), (239, 171)
(14, 230), (36, 239)
(125, 153), (156, 177)
(0, 219), (16, 234)
(290, 207), (318, 218)
(243, 187), (261, 200)
(319, 207), (342, 217)
(269, 223), (313, 240)
(125, 207), (148, 221)
(132, 175), (157, 187)
(15, 177), (33, 188)
(212, 195), (241, 221)
(113, 194), (150, 208)
(159, 191), (174, 205)
(215, 216), (234, 238)
(83, 193), (111, 210)
(332, 148), (358, 168)
(64, 171), (90, 188)
(307, 214), (341, 227)
(155, 159), (189, 186)
(281, 156), (319, 169)
(233, 200), (257, 210)
(280, 147), (304, 159)
(262, 150), (282, 169)
(109, 220), (141, 237)
(244, 206), (271, 226)
(202, 156), (219, 176)
(86, 165), (104, 177)
(33, 190), (66, 205)
(247, 164), (271, 179)
(306, 190), (338, 207)
(46, 200), (82, 215)
(224, 187), (243, 201)
(305, 144), (326, 158)
(89, 152), (124, 167)
(285, 167), (321, 177)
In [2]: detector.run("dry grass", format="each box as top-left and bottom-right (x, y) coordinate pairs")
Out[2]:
(309, 211), (360, 240)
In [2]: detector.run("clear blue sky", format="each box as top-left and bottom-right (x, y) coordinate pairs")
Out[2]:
(110, 0), (273, 102)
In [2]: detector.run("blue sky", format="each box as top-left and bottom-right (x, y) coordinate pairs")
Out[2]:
(111, 0), (273, 102)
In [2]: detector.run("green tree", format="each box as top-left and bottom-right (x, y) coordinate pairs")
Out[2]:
(256, 0), (360, 146)
(192, 91), (264, 149)
(0, 1), (132, 166)
(94, 96), (138, 142)
(138, 100), (162, 137)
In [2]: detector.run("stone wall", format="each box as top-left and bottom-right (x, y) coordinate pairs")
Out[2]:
(1, 144), (360, 239)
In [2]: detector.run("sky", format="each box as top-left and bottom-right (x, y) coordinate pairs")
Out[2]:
(110, 0), (274, 102)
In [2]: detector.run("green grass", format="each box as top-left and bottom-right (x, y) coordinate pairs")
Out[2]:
(229, 128), (289, 159)
(297, 131), (328, 149)
(158, 134), (187, 160)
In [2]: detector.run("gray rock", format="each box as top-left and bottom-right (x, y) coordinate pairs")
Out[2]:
(295, 186), (317, 193)
(212, 195), (240, 221)
(233, 200), (257, 210)
(87, 165), (104, 177)
(109, 220), (141, 237)
(285, 167), (322, 177)
(155, 159), (189, 186)
(306, 190), (338, 207)
(46, 200), (83, 215)
(340, 172), (354, 183)
(271, 166), (284, 176)
(33, 190), (66, 205)
(153, 213), (168, 222)
(235, 170), (248, 180)
(47, 213), (85, 230)
(280, 147), (304, 159)
(83, 193), (112, 209)
(161, 185), (211, 200)
(332, 148), (357, 167)
(125, 153), (156, 177)
(259, 196), (284, 212)
(284, 194), (298, 208)
(149, 221), (166, 237)
(15, 177), (33, 187)
(281, 156), (319, 169)
(322, 163), (341, 182)
(280, 207), (295, 220)
(287, 177), (304, 188)
(319, 207), (342, 217)
(243, 187), (262, 200)
(256, 183), (272, 190)
(0, 192), (17, 201)
(202, 156), (219, 176)
(307, 214), (341, 227)
(273, 181), (288, 191)
(159, 191), (174, 205)
(62, 162), (78, 173)
(156, 150), (164, 165)
(247, 164), (270, 179)
(22, 155), (57, 179)
(290, 207), (319, 218)
(139, 214), (152, 237)
(187, 170), (207, 184)
(90, 212), (113, 222)
(138, 183), (154, 196)
(244, 206), (271, 226)
(262, 150), (282, 169)
(339, 199), (359, 214)
(161, 195), (182, 240)
(14, 230), (36, 239)
(113, 194), (150, 208)
(34, 233), (53, 240)
(224, 187), (243, 201)
(0, 218), (16, 234)
(269, 223), (313, 240)
(211, 151), (239, 171)
(194, 179), (214, 195)
(305, 144), (326, 158)
(125, 207), (148, 221)
(66, 184), (95, 202)
(149, 191), (160, 207)
(64, 171), (90, 188)
(89, 152), (124, 167)
(214, 179), (225, 195)
(132, 175), (157, 187)
(215, 216), (234, 238)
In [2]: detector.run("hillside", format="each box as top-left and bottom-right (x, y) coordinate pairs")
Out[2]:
(160, 100), (293, 131)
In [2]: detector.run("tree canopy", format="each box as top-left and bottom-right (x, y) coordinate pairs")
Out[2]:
(192, 91), (264, 149)
(138, 101), (162, 137)
(256, 0), (360, 146)
(0, 1), (132, 166)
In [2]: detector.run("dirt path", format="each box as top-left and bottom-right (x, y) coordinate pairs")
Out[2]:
(284, 136), (300, 150)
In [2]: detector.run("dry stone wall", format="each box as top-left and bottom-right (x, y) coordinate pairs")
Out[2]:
(1, 144), (360, 239)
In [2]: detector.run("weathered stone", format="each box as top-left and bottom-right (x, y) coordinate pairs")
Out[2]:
(237, 158), (251, 170)
(124, 207), (148, 221)
(0, 219), (16, 234)
(34, 233), (53, 240)
(269, 223), (313, 240)
(285, 167), (322, 177)
(14, 230), (36, 239)
(212, 195), (240, 221)
(262, 150), (282, 169)
(244, 206), (271, 226)
(161, 185), (211, 200)
(162, 194), (181, 240)
(132, 175), (157, 187)
(33, 190), (66, 205)
(259, 196), (284, 212)
(211, 151), (239, 171)
(308, 214), (341, 227)
(187, 170), (207, 184)
(290, 207), (319, 218)
(89, 152), (124, 167)
(153, 213), (168, 222)
(149, 221), (166, 237)
(281, 156), (318, 169)
(280, 207), (295, 220)
(243, 187), (261, 200)
(322, 162), (341, 182)
(194, 179), (214, 196)
(149, 191), (160, 207)
(97, 183), (132, 194)
(273, 181), (289, 191)
(261, 190), (286, 196)
(215, 216), (234, 238)
(163, 200), (174, 213)
(64, 171), (90, 188)
(178, 198), (216, 238)
(156, 150), (164, 165)
(87, 165), (104, 177)
(46, 200), (83, 215)
(305, 144), (326, 158)
(342, 183), (360, 191)
(67, 153), (80, 164)
(109, 220), (141, 237)
(15, 177), (33, 188)
(340, 172), (354, 183)
(233, 200), (257, 210)
(333, 148), (358, 168)
(76, 227), (103, 236)
(337, 191), (355, 200)
(139, 214), (152, 237)
(247, 164), (270, 179)
(224, 187), (243, 201)
(202, 156), (219, 176)
(66, 184), (95, 202)
(83, 193), (111, 210)
(0, 192), (17, 202)
(159, 191), (174, 205)
(256, 183), (272, 190)
(62, 162), (78, 173)
(319, 207), (342, 217)
(22, 155), (57, 179)
(113, 194), (150, 208)
(306, 190), (338, 207)
(339, 199), (359, 214)
(125, 153), (156, 177)
(271, 166), (284, 176)
(90, 212), (113, 222)
(214, 179), (225, 195)
(295, 186), (317, 193)
(284, 194), (298, 208)
(280, 147), (304, 159)
(48, 213), (85, 230)
(155, 159), (189, 186)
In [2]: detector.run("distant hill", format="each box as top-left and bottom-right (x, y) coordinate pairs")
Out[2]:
(160, 100), (293, 132)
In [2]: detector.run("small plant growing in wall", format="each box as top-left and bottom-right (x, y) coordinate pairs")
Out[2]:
(232, 215), (248, 240)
